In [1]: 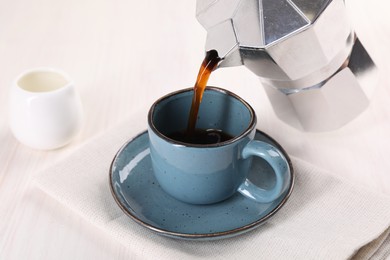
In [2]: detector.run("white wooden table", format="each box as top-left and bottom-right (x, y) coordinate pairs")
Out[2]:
(1, 0), (390, 259)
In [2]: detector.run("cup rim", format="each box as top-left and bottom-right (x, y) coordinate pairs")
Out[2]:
(148, 86), (257, 148)
(14, 67), (73, 94)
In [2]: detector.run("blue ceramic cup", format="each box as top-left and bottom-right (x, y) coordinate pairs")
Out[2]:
(148, 87), (291, 205)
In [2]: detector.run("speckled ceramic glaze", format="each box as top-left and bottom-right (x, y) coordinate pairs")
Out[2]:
(109, 130), (294, 240)
(147, 87), (291, 204)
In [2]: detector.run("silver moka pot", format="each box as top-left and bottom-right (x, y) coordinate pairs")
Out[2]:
(196, 0), (378, 132)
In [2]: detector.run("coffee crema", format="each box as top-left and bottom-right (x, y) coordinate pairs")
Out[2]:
(168, 128), (233, 145)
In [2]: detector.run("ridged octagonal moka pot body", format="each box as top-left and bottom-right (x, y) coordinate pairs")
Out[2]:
(196, 0), (378, 132)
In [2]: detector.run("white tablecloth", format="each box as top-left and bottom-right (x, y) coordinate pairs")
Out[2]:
(34, 110), (390, 259)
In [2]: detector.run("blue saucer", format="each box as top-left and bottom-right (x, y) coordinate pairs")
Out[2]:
(109, 130), (294, 240)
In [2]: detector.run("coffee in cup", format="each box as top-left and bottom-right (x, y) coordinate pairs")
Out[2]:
(147, 87), (291, 205)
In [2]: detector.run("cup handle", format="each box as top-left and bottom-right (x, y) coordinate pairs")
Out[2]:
(238, 140), (290, 203)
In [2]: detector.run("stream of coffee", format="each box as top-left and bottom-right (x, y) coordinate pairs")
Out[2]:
(187, 50), (221, 135)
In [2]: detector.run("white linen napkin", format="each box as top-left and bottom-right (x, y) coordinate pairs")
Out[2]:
(33, 110), (390, 260)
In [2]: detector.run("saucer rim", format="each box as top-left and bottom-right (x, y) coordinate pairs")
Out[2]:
(109, 129), (295, 240)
